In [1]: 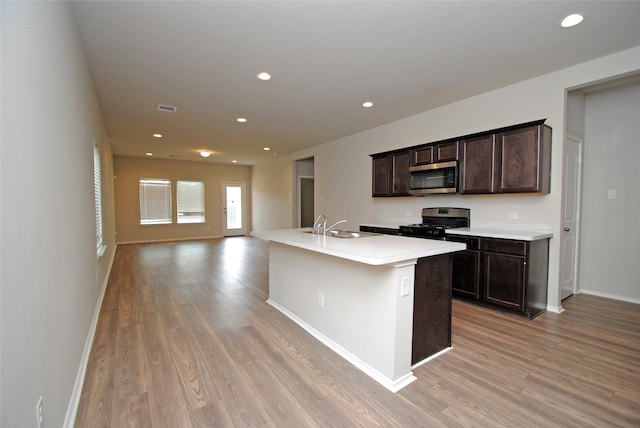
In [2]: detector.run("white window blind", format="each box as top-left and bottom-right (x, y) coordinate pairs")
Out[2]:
(93, 145), (104, 253)
(139, 179), (172, 225)
(177, 181), (205, 223)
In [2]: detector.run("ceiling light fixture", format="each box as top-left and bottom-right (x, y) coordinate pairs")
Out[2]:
(158, 104), (177, 112)
(257, 72), (272, 81)
(153, 133), (162, 138)
(200, 151), (211, 158)
(146, 152), (153, 156)
(236, 117), (247, 123)
(232, 160), (238, 163)
(263, 147), (271, 151)
(362, 101), (374, 108)
(561, 13), (584, 28)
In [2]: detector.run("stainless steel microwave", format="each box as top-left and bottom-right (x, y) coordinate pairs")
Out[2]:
(409, 160), (458, 195)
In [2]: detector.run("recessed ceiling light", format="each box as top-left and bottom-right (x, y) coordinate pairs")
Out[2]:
(232, 160), (238, 163)
(146, 152), (153, 156)
(236, 117), (247, 123)
(257, 72), (272, 81)
(561, 13), (583, 28)
(200, 151), (211, 158)
(362, 101), (374, 108)
(263, 147), (270, 151)
(153, 133), (162, 138)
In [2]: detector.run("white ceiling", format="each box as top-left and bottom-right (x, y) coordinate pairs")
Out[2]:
(70, 1), (640, 165)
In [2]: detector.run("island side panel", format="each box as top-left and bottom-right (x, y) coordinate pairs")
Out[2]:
(412, 254), (453, 365)
(267, 241), (416, 387)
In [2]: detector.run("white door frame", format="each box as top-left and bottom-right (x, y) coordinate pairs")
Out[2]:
(559, 134), (583, 302)
(222, 181), (246, 236)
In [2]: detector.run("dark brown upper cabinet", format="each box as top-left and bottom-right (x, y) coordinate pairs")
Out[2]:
(460, 123), (551, 194)
(372, 153), (391, 197)
(411, 146), (433, 165)
(459, 134), (498, 194)
(411, 141), (459, 166)
(371, 149), (411, 197)
(497, 124), (551, 193)
(372, 119), (550, 197)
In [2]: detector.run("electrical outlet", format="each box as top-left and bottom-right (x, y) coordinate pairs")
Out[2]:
(36, 396), (44, 428)
(318, 292), (325, 308)
(401, 278), (410, 297)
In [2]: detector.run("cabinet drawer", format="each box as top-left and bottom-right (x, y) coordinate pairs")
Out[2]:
(446, 235), (480, 250)
(482, 238), (527, 256)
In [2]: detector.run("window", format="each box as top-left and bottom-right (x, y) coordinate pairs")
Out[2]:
(177, 181), (205, 224)
(139, 179), (172, 224)
(94, 145), (106, 256)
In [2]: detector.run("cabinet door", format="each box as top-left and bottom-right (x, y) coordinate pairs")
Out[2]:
(451, 250), (481, 299)
(434, 141), (459, 162)
(498, 125), (545, 192)
(447, 235), (480, 299)
(460, 134), (498, 194)
(391, 150), (411, 195)
(412, 146), (433, 165)
(412, 254), (452, 364)
(483, 252), (526, 310)
(372, 154), (390, 197)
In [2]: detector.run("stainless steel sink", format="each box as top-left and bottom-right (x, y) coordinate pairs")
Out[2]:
(302, 229), (378, 238)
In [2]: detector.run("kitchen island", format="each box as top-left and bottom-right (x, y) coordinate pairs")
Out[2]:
(252, 228), (465, 392)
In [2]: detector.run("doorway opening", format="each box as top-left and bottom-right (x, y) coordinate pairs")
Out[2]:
(222, 182), (246, 236)
(295, 158), (315, 228)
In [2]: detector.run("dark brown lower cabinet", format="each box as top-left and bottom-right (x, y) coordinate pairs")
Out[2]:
(358, 225), (399, 235)
(412, 254), (452, 365)
(447, 235), (549, 319)
(449, 236), (481, 299)
(484, 252), (525, 310)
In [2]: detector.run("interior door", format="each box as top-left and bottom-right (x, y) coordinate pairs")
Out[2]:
(222, 182), (245, 236)
(299, 176), (314, 228)
(560, 135), (582, 300)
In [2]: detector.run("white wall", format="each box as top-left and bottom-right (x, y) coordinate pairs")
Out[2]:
(1, 2), (116, 426)
(579, 81), (640, 302)
(251, 157), (294, 231)
(252, 45), (640, 311)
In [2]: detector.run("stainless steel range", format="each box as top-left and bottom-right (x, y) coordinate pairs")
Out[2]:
(400, 207), (470, 240)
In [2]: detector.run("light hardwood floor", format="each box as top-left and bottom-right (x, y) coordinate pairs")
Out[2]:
(75, 237), (640, 427)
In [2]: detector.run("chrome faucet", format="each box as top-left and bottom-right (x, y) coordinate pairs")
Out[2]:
(311, 215), (347, 235)
(325, 219), (348, 233)
(312, 214), (327, 234)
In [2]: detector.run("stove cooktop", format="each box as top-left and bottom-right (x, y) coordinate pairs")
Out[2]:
(400, 207), (470, 239)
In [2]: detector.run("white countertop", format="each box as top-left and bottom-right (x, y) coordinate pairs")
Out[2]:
(446, 227), (553, 241)
(252, 228), (465, 266)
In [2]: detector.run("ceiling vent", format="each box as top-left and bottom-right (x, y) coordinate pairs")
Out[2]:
(158, 104), (177, 113)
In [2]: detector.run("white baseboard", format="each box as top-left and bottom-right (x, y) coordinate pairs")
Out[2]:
(578, 289), (640, 305)
(116, 235), (223, 245)
(63, 244), (117, 428)
(266, 298), (416, 393)
(546, 304), (565, 314)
